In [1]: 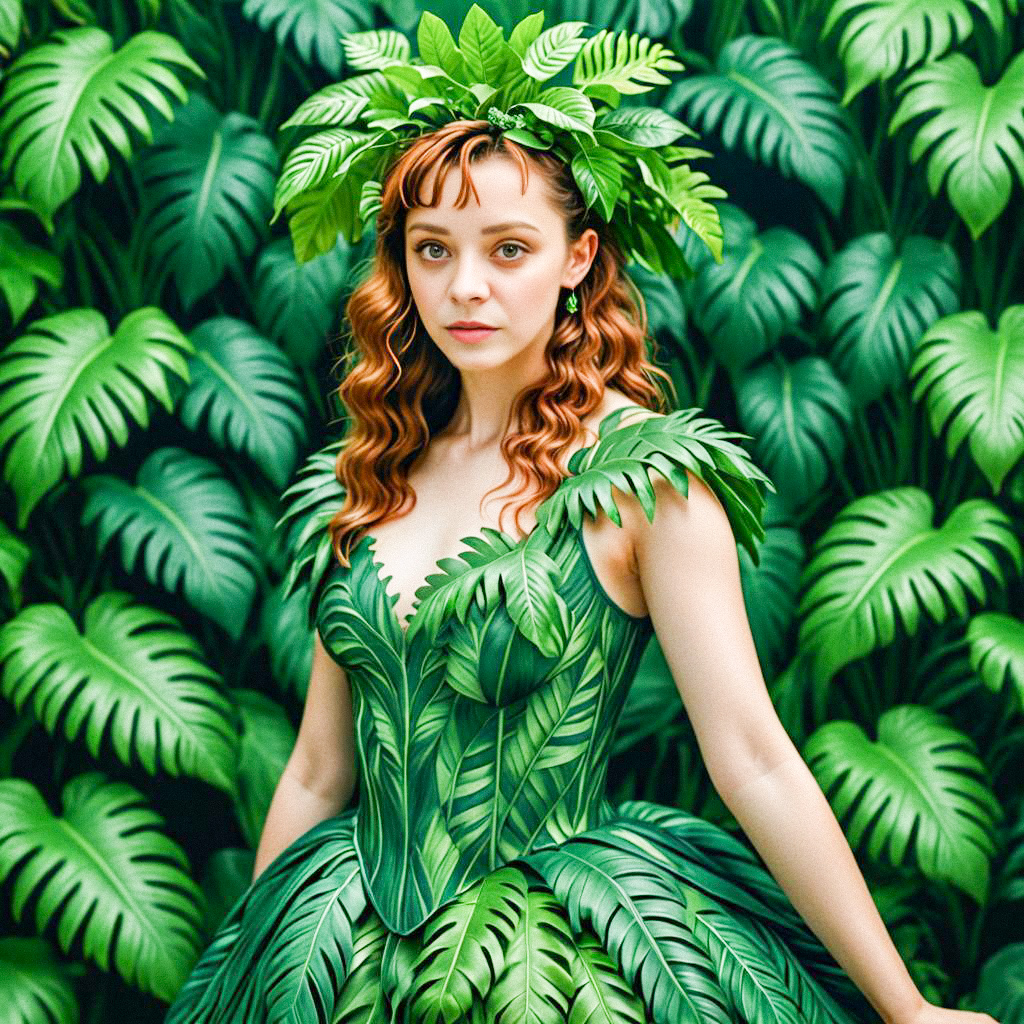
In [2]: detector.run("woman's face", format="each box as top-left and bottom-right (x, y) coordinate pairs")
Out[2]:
(404, 153), (597, 375)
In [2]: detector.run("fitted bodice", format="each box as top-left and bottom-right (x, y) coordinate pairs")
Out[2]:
(287, 407), (774, 935)
(317, 515), (655, 934)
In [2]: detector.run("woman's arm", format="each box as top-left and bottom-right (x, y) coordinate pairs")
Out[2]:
(628, 472), (975, 1024)
(252, 630), (357, 880)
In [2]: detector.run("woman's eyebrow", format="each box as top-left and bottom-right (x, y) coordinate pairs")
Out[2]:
(407, 220), (541, 234)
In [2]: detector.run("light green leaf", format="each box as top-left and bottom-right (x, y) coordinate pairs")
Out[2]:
(179, 315), (309, 489)
(737, 355), (853, 507)
(798, 487), (1022, 681)
(521, 21), (588, 81)
(0, 521), (30, 608)
(572, 27), (684, 98)
(484, 887), (575, 1021)
(231, 687), (296, 849)
(966, 611), (1024, 708)
(805, 705), (1002, 902)
(0, 26), (202, 216)
(0, 221), (61, 326)
(241, 0), (374, 76)
(668, 35), (853, 215)
(889, 51), (1024, 238)
(688, 204), (822, 371)
(458, 3), (507, 83)
(0, 773), (203, 1000)
(341, 28), (411, 71)
(821, 232), (961, 404)
(822, 0), (1006, 104)
(0, 306), (193, 528)
(82, 448), (262, 638)
(138, 93), (278, 309)
(0, 592), (239, 794)
(0, 937), (79, 1024)
(405, 866), (528, 1022)
(909, 306), (1024, 492)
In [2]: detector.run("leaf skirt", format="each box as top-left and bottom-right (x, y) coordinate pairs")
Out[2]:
(163, 800), (874, 1024)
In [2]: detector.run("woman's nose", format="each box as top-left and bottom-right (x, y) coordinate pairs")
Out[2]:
(448, 257), (489, 302)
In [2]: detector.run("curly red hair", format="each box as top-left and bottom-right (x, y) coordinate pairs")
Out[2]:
(326, 118), (673, 567)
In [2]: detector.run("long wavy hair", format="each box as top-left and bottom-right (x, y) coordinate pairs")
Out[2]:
(326, 118), (673, 567)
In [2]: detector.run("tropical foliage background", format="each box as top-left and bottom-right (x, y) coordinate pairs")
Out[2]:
(0, 0), (1022, 1020)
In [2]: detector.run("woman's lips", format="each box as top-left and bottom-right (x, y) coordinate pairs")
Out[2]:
(448, 326), (497, 342)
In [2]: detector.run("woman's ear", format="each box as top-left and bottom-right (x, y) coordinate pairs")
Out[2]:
(564, 228), (600, 288)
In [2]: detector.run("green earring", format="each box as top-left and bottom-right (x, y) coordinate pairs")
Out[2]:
(565, 288), (578, 314)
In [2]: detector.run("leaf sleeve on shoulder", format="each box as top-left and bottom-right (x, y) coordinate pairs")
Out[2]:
(535, 407), (776, 564)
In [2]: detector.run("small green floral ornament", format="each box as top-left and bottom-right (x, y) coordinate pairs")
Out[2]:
(565, 288), (578, 313)
(272, 5), (727, 275)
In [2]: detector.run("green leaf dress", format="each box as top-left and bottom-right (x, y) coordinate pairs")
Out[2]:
(164, 408), (873, 1024)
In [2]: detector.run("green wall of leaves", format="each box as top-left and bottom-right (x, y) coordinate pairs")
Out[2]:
(0, 0), (1021, 1020)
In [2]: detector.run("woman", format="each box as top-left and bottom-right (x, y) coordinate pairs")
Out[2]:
(165, 14), (1002, 1024)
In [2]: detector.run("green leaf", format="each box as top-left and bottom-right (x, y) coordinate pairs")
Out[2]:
(821, 232), (961, 404)
(0, 221), (62, 326)
(973, 944), (1024, 1021)
(737, 355), (853, 507)
(595, 105), (696, 147)
(0, 937), (79, 1024)
(507, 10), (545, 57)
(571, 144), (622, 219)
(0, 592), (239, 794)
(410, 528), (571, 656)
(252, 235), (355, 369)
(538, 406), (774, 564)
(484, 887), (575, 1022)
(572, 27), (685, 97)
(966, 611), (1024, 707)
(231, 688), (296, 849)
(805, 705), (1002, 902)
(418, 11), (466, 78)
(566, 929), (648, 1024)
(341, 28), (411, 71)
(798, 487), (1021, 681)
(822, 0), (1006, 104)
(241, 0), (374, 76)
(458, 4), (507, 83)
(261, 577), (315, 700)
(668, 36), (853, 216)
(0, 773), (203, 1001)
(680, 885), (804, 1024)
(688, 204), (822, 370)
(0, 26), (202, 216)
(279, 71), (396, 130)
(889, 51), (1024, 238)
(0, 520), (30, 608)
(909, 306), (1024, 492)
(82, 447), (262, 638)
(0, 306), (193, 528)
(138, 93), (278, 309)
(405, 866), (528, 1023)
(0, 0), (23, 51)
(527, 838), (730, 1024)
(737, 496), (805, 677)
(179, 315), (309, 489)
(521, 21), (588, 81)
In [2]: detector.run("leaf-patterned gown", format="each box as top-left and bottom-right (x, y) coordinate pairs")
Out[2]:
(164, 408), (873, 1024)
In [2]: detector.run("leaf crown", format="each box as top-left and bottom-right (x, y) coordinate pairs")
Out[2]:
(272, 4), (727, 276)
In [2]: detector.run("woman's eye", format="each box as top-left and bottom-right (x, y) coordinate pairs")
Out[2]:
(419, 242), (446, 259)
(415, 241), (525, 261)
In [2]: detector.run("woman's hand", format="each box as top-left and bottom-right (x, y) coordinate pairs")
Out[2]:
(898, 1004), (1000, 1024)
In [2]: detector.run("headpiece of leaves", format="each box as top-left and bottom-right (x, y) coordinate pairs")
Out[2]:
(271, 5), (726, 276)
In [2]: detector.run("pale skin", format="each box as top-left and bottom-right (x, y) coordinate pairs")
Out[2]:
(254, 153), (999, 1024)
